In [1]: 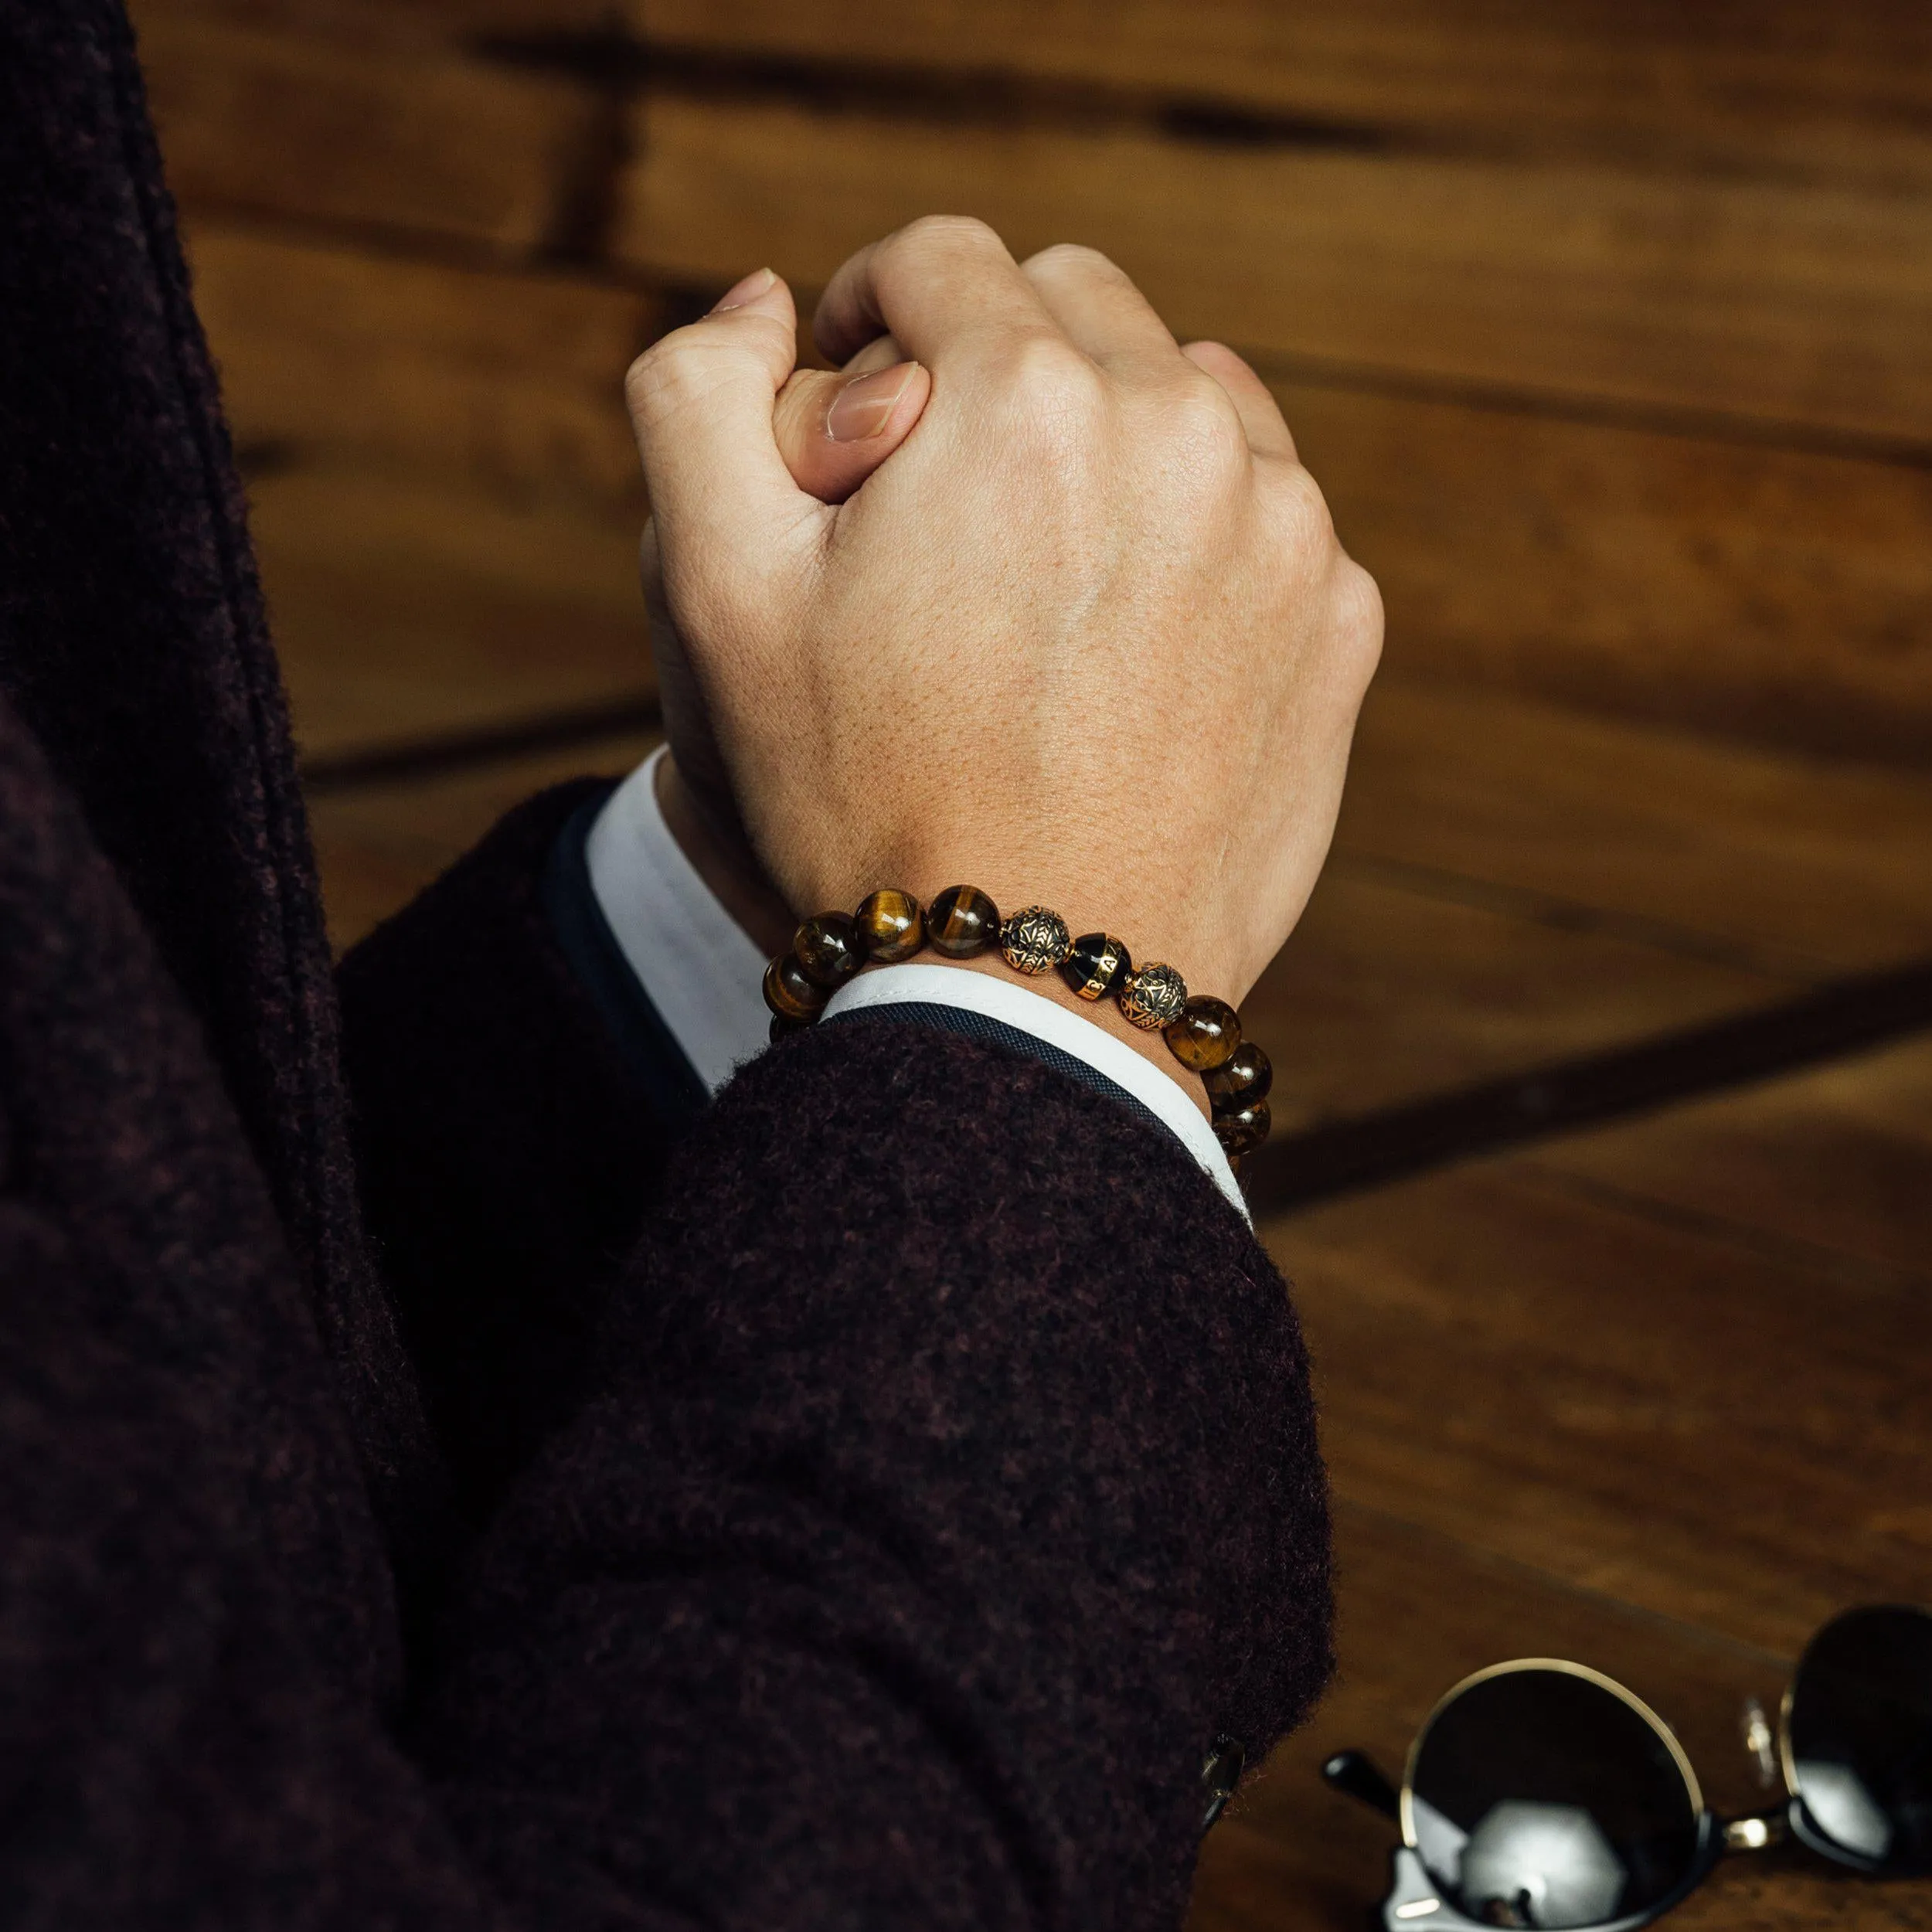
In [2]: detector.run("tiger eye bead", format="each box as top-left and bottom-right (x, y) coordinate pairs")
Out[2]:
(1001, 905), (1073, 976)
(1165, 996), (1241, 1072)
(1204, 1042), (1273, 1111)
(794, 912), (863, 989)
(1060, 931), (1131, 1002)
(855, 889), (925, 962)
(1212, 1097), (1271, 1158)
(1118, 961), (1187, 1030)
(927, 885), (1002, 958)
(763, 954), (828, 1022)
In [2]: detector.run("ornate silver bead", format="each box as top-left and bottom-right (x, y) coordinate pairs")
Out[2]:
(1000, 905), (1073, 976)
(1119, 961), (1188, 1029)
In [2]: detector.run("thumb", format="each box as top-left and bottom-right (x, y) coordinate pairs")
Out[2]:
(772, 353), (931, 505)
(623, 268), (821, 594)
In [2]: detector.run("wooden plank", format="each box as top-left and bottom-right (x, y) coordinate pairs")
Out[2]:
(189, 224), (652, 503)
(616, 94), (1932, 447)
(1280, 381), (1932, 766)
(136, 0), (616, 48)
(1526, 1032), (1932, 1287)
(252, 466), (650, 757)
(1333, 677), (1932, 973)
(1189, 1507), (1921, 1932)
(633, 0), (1932, 191)
(1266, 1151), (1931, 1660)
(138, 12), (604, 250)
(310, 730), (659, 949)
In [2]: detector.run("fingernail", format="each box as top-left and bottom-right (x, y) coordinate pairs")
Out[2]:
(825, 361), (920, 442)
(712, 266), (776, 311)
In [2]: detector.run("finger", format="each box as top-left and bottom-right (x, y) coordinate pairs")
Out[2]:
(771, 359), (932, 505)
(813, 215), (1056, 368)
(842, 332), (906, 376)
(1020, 243), (1177, 369)
(1182, 340), (1298, 461)
(623, 268), (822, 577)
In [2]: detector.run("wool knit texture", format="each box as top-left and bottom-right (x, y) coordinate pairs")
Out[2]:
(0, 0), (1335, 1922)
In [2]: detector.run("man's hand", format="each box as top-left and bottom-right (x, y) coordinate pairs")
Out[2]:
(626, 218), (1381, 1020)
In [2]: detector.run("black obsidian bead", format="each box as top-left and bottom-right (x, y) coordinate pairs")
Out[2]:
(927, 885), (1002, 958)
(855, 889), (925, 962)
(1212, 1097), (1271, 1158)
(762, 954), (828, 1022)
(1204, 1042), (1272, 1111)
(769, 1014), (811, 1043)
(1060, 931), (1131, 1002)
(1165, 996), (1241, 1072)
(794, 911), (863, 988)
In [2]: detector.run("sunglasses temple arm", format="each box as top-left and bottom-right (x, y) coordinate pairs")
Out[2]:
(1321, 1748), (1402, 1822)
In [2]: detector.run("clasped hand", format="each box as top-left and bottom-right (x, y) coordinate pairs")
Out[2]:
(625, 216), (1381, 1036)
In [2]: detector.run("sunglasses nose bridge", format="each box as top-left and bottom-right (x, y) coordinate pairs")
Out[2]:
(1720, 1810), (1790, 1855)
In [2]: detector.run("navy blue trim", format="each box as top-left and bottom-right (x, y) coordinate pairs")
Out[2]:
(824, 1000), (1173, 1145)
(541, 786), (709, 1134)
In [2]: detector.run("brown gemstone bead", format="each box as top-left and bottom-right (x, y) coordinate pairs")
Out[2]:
(1060, 931), (1131, 1002)
(1118, 961), (1187, 1030)
(762, 954), (828, 1022)
(927, 885), (1002, 958)
(1212, 1097), (1271, 1158)
(855, 888), (925, 961)
(1000, 905), (1073, 975)
(1165, 996), (1241, 1072)
(1204, 1042), (1273, 1111)
(794, 911), (864, 988)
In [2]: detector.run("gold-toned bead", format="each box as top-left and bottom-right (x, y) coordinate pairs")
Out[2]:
(1165, 997), (1241, 1072)
(1205, 1042), (1272, 1111)
(794, 912), (863, 988)
(1119, 961), (1187, 1030)
(1213, 1097), (1271, 1157)
(1000, 905), (1073, 976)
(1060, 931), (1131, 1001)
(855, 889), (925, 962)
(763, 954), (828, 1022)
(928, 885), (1002, 958)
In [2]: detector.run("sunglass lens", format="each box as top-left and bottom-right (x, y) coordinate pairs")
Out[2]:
(1787, 1604), (1932, 1876)
(1410, 1667), (1702, 1929)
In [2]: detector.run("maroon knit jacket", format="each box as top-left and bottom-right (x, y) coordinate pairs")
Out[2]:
(0, 3), (1333, 1925)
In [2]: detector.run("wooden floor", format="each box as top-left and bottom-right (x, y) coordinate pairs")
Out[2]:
(131, 1), (1931, 1923)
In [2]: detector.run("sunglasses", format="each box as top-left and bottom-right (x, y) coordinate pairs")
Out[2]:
(1318, 1603), (1932, 1930)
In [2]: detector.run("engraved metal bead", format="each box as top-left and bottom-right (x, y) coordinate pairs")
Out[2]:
(1118, 961), (1187, 1030)
(1165, 996), (1241, 1072)
(763, 954), (828, 1022)
(1000, 904), (1073, 976)
(855, 888), (925, 962)
(1212, 1097), (1271, 1157)
(794, 911), (863, 988)
(1060, 930), (1131, 1002)
(927, 884), (1002, 958)
(1204, 1042), (1272, 1111)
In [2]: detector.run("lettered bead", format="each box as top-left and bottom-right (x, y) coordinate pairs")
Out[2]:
(1060, 931), (1131, 1002)
(1204, 1042), (1273, 1111)
(855, 889), (925, 961)
(1213, 1097), (1271, 1157)
(763, 954), (828, 1022)
(1119, 961), (1187, 1030)
(1001, 905), (1073, 976)
(927, 885), (1002, 958)
(1165, 996), (1241, 1072)
(794, 911), (864, 988)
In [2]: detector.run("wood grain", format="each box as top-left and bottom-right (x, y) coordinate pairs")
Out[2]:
(138, 12), (604, 250)
(252, 467), (649, 757)
(190, 224), (654, 502)
(617, 94), (1932, 446)
(632, 0), (1932, 190)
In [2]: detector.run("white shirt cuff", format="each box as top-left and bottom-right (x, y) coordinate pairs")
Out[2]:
(822, 964), (1249, 1222)
(583, 751), (1247, 1219)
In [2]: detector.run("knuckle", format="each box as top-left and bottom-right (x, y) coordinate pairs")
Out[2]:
(1025, 240), (1124, 281)
(995, 332), (1105, 415)
(1273, 461), (1337, 554)
(886, 212), (1005, 265)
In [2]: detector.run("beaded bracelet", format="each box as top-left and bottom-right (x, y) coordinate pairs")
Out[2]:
(763, 886), (1272, 1160)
